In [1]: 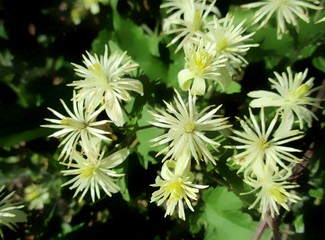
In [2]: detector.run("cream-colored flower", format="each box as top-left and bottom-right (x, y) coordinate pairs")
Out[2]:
(161, 0), (220, 52)
(61, 147), (129, 202)
(0, 186), (27, 239)
(178, 37), (227, 95)
(24, 184), (50, 210)
(226, 108), (304, 173)
(243, 165), (300, 218)
(69, 45), (143, 126)
(242, 0), (322, 39)
(248, 67), (322, 129)
(150, 90), (231, 165)
(42, 91), (111, 162)
(150, 158), (208, 220)
(71, 0), (110, 25)
(205, 14), (258, 68)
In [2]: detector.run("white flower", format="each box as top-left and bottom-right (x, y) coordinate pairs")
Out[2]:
(150, 90), (231, 165)
(226, 108), (304, 173)
(242, 165), (300, 218)
(248, 67), (322, 129)
(42, 91), (111, 162)
(24, 184), (50, 210)
(150, 159), (208, 220)
(0, 186), (27, 239)
(69, 45), (143, 126)
(241, 0), (322, 39)
(178, 37), (227, 95)
(205, 14), (258, 68)
(71, 0), (110, 24)
(161, 0), (220, 52)
(61, 148), (129, 202)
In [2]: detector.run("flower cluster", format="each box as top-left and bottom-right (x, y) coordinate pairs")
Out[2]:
(39, 0), (324, 231)
(149, 90), (231, 219)
(43, 44), (142, 201)
(227, 66), (321, 218)
(162, 0), (258, 96)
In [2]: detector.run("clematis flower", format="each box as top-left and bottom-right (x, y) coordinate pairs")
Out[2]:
(248, 67), (322, 129)
(150, 90), (231, 165)
(150, 158), (208, 220)
(205, 14), (258, 69)
(241, 0), (322, 39)
(42, 91), (111, 163)
(61, 147), (129, 202)
(0, 186), (27, 239)
(226, 108), (304, 173)
(242, 165), (300, 218)
(161, 0), (220, 52)
(178, 37), (227, 95)
(69, 45), (143, 126)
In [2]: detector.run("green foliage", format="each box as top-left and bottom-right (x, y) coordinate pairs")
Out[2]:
(0, 0), (324, 239)
(190, 186), (270, 240)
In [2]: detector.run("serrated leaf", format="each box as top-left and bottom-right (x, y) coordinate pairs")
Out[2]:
(191, 186), (270, 240)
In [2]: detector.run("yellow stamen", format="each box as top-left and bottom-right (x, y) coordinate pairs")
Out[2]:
(184, 122), (195, 133)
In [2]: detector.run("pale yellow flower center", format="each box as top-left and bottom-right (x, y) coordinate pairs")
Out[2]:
(257, 139), (270, 150)
(89, 63), (109, 86)
(288, 83), (311, 101)
(190, 50), (214, 77)
(166, 179), (186, 200)
(216, 37), (229, 52)
(80, 164), (97, 179)
(184, 122), (195, 133)
(61, 118), (87, 130)
(269, 186), (286, 204)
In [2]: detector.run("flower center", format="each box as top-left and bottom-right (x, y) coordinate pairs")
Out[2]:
(166, 178), (186, 200)
(288, 83), (311, 101)
(216, 37), (229, 52)
(61, 118), (87, 130)
(269, 186), (286, 204)
(88, 63), (109, 86)
(184, 122), (195, 133)
(257, 139), (270, 150)
(80, 164), (97, 179)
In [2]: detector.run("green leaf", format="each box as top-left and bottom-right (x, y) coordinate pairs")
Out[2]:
(224, 81), (241, 94)
(294, 214), (305, 234)
(0, 128), (52, 148)
(111, 0), (167, 81)
(136, 105), (164, 169)
(190, 186), (270, 240)
(312, 56), (325, 73)
(166, 50), (184, 88)
(118, 176), (131, 202)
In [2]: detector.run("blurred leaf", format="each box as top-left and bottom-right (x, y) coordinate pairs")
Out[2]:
(294, 214), (305, 234)
(224, 81), (241, 94)
(312, 56), (325, 73)
(0, 128), (52, 148)
(0, 21), (8, 40)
